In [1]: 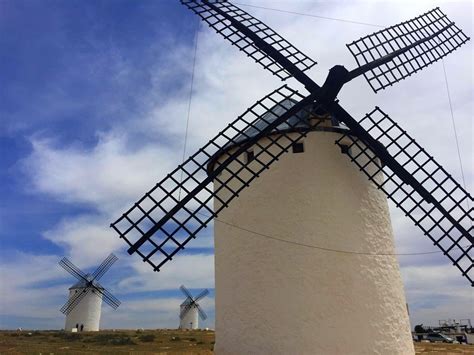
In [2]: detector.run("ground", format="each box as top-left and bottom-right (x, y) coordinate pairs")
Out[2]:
(0, 329), (214, 354)
(414, 342), (474, 354)
(0, 330), (473, 354)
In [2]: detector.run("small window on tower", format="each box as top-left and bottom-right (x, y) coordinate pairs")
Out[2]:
(292, 142), (304, 153)
(246, 150), (255, 162)
(339, 144), (351, 155)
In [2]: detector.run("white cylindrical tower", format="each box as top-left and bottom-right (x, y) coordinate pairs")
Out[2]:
(212, 121), (414, 354)
(179, 304), (199, 330)
(64, 281), (102, 332)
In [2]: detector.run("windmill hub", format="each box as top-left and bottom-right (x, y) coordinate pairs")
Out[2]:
(320, 65), (350, 102)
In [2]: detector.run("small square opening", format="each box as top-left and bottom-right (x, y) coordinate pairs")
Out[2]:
(339, 144), (351, 155)
(246, 150), (255, 163)
(292, 142), (304, 154)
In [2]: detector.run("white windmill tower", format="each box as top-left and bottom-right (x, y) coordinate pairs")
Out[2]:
(111, 1), (472, 354)
(59, 253), (121, 331)
(178, 285), (209, 330)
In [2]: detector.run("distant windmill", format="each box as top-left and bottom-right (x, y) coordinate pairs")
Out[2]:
(59, 253), (121, 331)
(178, 285), (209, 330)
(111, 1), (472, 353)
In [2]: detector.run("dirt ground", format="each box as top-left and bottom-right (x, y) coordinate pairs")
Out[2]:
(1, 330), (473, 354)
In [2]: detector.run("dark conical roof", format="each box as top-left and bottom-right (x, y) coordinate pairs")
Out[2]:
(232, 98), (312, 145)
(206, 98), (346, 173)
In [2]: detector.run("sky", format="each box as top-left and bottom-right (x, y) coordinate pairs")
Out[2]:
(0, 0), (472, 330)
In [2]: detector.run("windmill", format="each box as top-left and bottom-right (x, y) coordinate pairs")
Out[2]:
(59, 253), (121, 331)
(111, 1), (472, 353)
(178, 285), (209, 330)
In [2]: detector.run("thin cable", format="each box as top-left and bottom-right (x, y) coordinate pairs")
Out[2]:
(179, 21), (200, 201)
(234, 2), (384, 28)
(441, 59), (472, 224)
(193, 210), (453, 256)
(214, 217), (452, 256)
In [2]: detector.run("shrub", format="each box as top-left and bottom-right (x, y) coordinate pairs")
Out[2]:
(83, 333), (136, 346)
(171, 336), (181, 341)
(55, 333), (82, 341)
(138, 334), (155, 342)
(109, 336), (136, 345)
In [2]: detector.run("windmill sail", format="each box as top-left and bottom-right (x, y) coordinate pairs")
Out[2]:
(196, 303), (208, 320)
(60, 289), (90, 314)
(111, 85), (325, 271)
(59, 257), (88, 281)
(91, 253), (118, 280)
(347, 8), (470, 92)
(181, 0), (317, 86)
(180, 285), (194, 300)
(193, 288), (210, 302)
(336, 107), (473, 285)
(96, 287), (121, 309)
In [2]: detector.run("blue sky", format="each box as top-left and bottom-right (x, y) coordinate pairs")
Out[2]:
(0, 0), (204, 257)
(1, 0), (472, 330)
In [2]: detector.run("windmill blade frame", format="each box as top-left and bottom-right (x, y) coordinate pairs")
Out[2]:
(91, 283), (121, 309)
(180, 0), (317, 84)
(91, 253), (118, 281)
(346, 7), (470, 92)
(59, 257), (89, 282)
(194, 288), (209, 302)
(111, 85), (325, 271)
(179, 285), (194, 301)
(335, 107), (473, 285)
(60, 288), (90, 315)
(196, 303), (208, 320)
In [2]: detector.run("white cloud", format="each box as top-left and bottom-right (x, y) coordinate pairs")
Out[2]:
(23, 133), (179, 214)
(119, 254), (214, 292)
(0, 253), (66, 326)
(43, 214), (123, 265)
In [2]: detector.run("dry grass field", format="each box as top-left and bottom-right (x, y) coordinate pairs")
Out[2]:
(1, 330), (473, 354)
(414, 342), (474, 354)
(0, 329), (214, 354)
